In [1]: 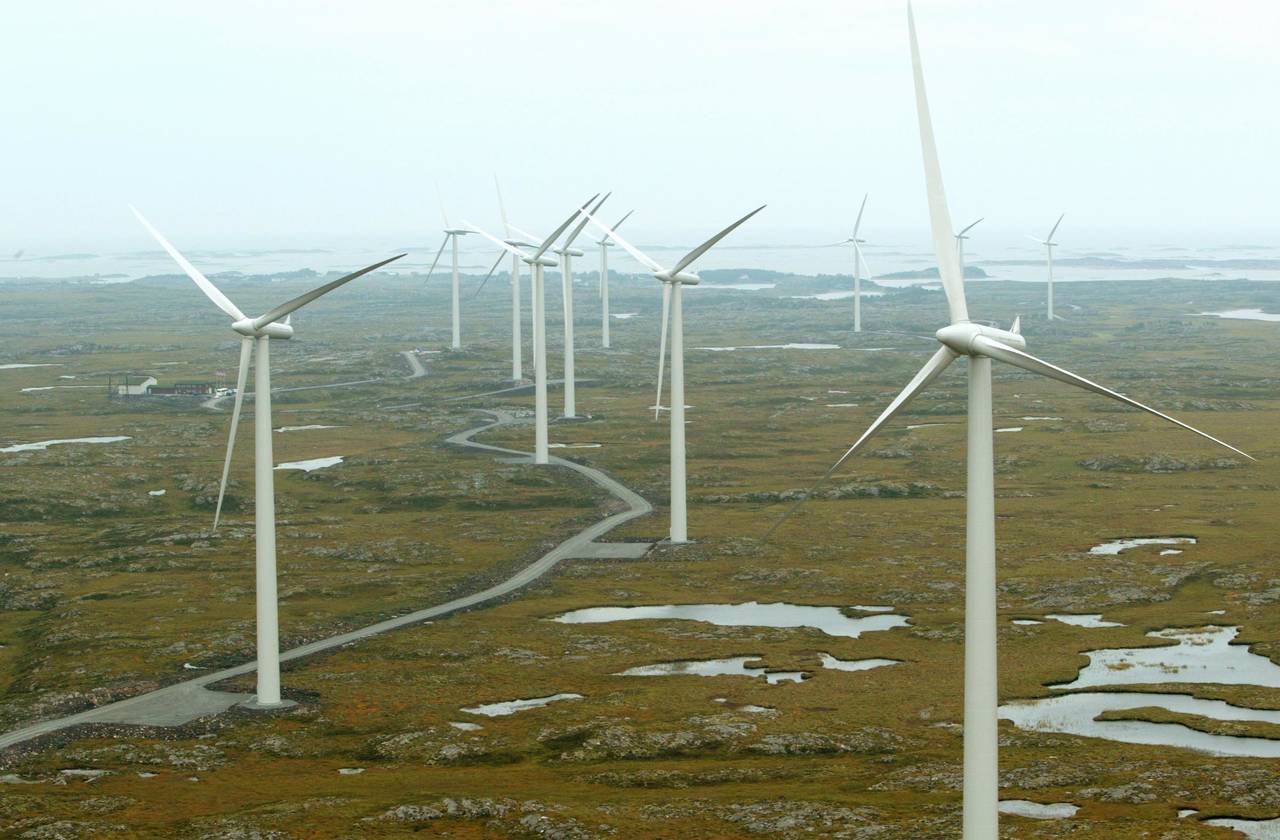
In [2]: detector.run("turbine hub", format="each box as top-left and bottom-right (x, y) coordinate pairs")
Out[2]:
(935, 322), (1025, 355)
(232, 318), (294, 340)
(656, 270), (700, 286)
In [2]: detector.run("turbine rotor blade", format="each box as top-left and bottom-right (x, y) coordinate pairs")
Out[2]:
(970, 335), (1254, 460)
(252, 253), (405, 329)
(213, 337), (253, 531)
(654, 282), (672, 420)
(581, 206), (665, 273)
(1010, 315), (1021, 334)
(907, 5), (969, 324)
(853, 241), (874, 279)
(495, 175), (511, 237)
(465, 222), (530, 260)
(668, 205), (766, 277)
(472, 249), (507, 299)
(130, 206), (246, 321)
(1047, 212), (1065, 242)
(564, 193), (611, 249)
(610, 209), (635, 232)
(852, 193), (869, 238)
(436, 180), (450, 230)
(957, 217), (984, 237)
(424, 236), (449, 281)
(763, 345), (958, 540)
(532, 194), (600, 261)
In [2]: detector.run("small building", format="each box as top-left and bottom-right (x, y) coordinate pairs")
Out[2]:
(115, 376), (157, 397)
(148, 380), (215, 396)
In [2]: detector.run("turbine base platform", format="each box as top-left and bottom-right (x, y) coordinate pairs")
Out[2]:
(239, 697), (299, 712)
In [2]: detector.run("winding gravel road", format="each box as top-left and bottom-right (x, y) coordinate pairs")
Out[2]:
(0, 406), (652, 751)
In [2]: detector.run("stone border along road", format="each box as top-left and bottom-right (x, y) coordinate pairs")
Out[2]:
(0, 403), (654, 751)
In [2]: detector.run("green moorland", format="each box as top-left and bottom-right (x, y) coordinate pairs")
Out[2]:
(0, 263), (1277, 838)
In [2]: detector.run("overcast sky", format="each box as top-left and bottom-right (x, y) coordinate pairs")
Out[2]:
(3, 0), (1278, 253)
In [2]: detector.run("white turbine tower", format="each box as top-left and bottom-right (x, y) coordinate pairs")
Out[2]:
(552, 193), (611, 420)
(492, 177), (534, 381)
(425, 185), (470, 350)
(832, 194), (872, 332)
(583, 205), (765, 544)
(1028, 213), (1064, 321)
(955, 217), (982, 278)
(466, 196), (597, 464)
(770, 9), (1251, 838)
(132, 207), (403, 708)
(598, 209), (634, 349)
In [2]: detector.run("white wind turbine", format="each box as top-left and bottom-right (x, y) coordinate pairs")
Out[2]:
(551, 193), (610, 420)
(424, 185), (471, 349)
(583, 205), (765, 544)
(132, 207), (403, 709)
(955, 217), (982, 278)
(832, 194), (873, 332)
(1028, 213), (1064, 320)
(770, 8), (1251, 838)
(466, 195), (598, 464)
(597, 209), (635, 349)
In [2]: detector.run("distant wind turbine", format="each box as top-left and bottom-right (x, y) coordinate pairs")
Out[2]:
(830, 194), (872, 332)
(466, 195), (597, 463)
(584, 205), (765, 544)
(552, 193), (610, 419)
(767, 8), (1250, 838)
(425, 184), (470, 350)
(132, 206), (403, 709)
(598, 209), (634, 349)
(955, 217), (982, 278)
(1028, 213), (1064, 320)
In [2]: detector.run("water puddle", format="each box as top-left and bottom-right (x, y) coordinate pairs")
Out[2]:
(337, 767), (365, 775)
(995, 427), (1024, 433)
(998, 800), (1078, 820)
(818, 653), (898, 672)
(611, 313), (638, 320)
(1021, 416), (1062, 421)
(1089, 536), (1196, 556)
(1057, 626), (1280, 691)
(548, 443), (603, 449)
(149, 489), (166, 497)
(906, 423), (949, 430)
(852, 605), (894, 613)
(825, 403), (859, 408)
(616, 656), (805, 684)
(1012, 619), (1044, 626)
(1046, 614), (1124, 628)
(552, 601), (909, 639)
(713, 698), (775, 714)
(449, 721), (483, 732)
(1204, 816), (1280, 837)
(1200, 309), (1280, 323)
(1, 436), (131, 453)
(461, 693), (583, 717)
(275, 424), (340, 433)
(999, 691), (1280, 757)
(275, 456), (344, 472)
(0, 363), (61, 370)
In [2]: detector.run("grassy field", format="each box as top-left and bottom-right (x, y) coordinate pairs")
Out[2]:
(0, 265), (1277, 837)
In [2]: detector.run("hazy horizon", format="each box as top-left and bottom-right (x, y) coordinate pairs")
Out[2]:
(4, 1), (1279, 254)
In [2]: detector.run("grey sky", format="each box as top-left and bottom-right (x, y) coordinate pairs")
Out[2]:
(4, 0), (1278, 253)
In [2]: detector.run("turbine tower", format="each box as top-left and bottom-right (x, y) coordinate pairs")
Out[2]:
(833, 194), (871, 332)
(771, 9), (1250, 838)
(584, 205), (765, 544)
(1028, 213), (1064, 320)
(552, 193), (611, 419)
(132, 207), (403, 708)
(598, 209), (634, 349)
(466, 196), (597, 463)
(424, 185), (470, 350)
(955, 217), (982, 279)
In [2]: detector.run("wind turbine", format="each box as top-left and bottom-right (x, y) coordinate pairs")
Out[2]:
(955, 217), (982, 278)
(832, 194), (872, 332)
(583, 205), (765, 544)
(466, 195), (598, 463)
(424, 185), (470, 349)
(598, 209), (635, 349)
(131, 207), (403, 709)
(552, 193), (611, 419)
(769, 9), (1251, 838)
(1028, 213), (1064, 320)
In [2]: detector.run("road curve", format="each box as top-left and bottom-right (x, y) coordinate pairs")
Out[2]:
(0, 409), (652, 751)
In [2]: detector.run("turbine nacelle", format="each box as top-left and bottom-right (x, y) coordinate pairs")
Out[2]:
(443, 228), (471, 237)
(554, 247), (587, 258)
(232, 318), (294, 339)
(655, 269), (700, 286)
(935, 322), (1026, 356)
